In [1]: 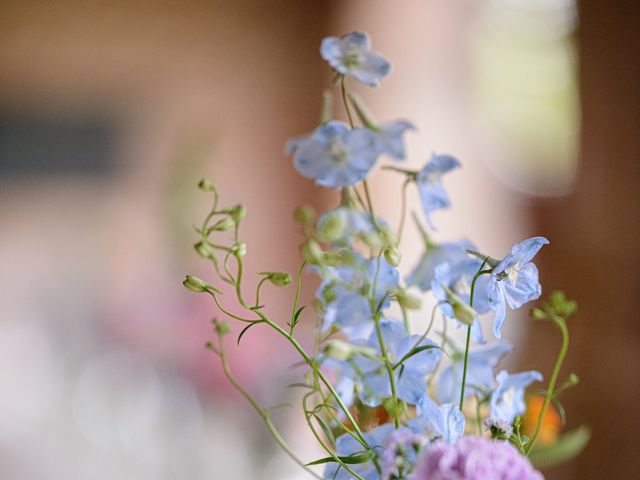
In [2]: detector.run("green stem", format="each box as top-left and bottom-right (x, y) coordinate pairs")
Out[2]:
(253, 310), (370, 449)
(216, 335), (322, 479)
(459, 261), (491, 410)
(525, 316), (569, 455)
(340, 75), (355, 127)
(396, 179), (410, 244)
(289, 261), (306, 335)
(302, 393), (367, 480)
(370, 254), (400, 429)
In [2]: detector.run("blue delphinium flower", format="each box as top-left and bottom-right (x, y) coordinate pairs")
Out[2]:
(416, 153), (461, 228)
(490, 370), (543, 423)
(286, 121), (381, 189)
(410, 396), (465, 444)
(357, 320), (440, 406)
(407, 239), (472, 291)
(377, 120), (415, 160)
(318, 254), (399, 339)
(323, 423), (397, 480)
(431, 258), (492, 343)
(488, 237), (549, 338)
(437, 343), (512, 405)
(320, 32), (391, 86)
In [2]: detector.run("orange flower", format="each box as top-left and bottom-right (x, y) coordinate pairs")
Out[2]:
(522, 395), (562, 446)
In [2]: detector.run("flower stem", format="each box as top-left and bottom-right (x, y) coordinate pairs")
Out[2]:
(525, 316), (569, 455)
(215, 335), (322, 479)
(340, 75), (355, 128)
(459, 260), (491, 410)
(370, 254), (401, 429)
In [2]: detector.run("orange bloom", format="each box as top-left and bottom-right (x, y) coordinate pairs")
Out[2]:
(522, 395), (562, 446)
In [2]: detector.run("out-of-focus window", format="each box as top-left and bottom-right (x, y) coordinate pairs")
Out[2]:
(472, 0), (579, 196)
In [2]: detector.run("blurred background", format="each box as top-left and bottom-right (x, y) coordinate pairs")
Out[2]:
(0, 1), (637, 479)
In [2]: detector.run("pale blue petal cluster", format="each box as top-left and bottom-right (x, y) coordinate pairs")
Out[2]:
(360, 320), (440, 406)
(416, 154), (461, 228)
(320, 32), (391, 86)
(317, 255), (399, 339)
(287, 121), (382, 189)
(377, 120), (415, 160)
(411, 397), (465, 444)
(437, 343), (512, 404)
(407, 239), (472, 291)
(490, 370), (543, 423)
(488, 237), (549, 338)
(323, 423), (395, 480)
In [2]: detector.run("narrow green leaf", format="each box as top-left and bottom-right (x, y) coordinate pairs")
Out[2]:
(529, 425), (591, 468)
(312, 413), (336, 445)
(237, 320), (264, 345)
(306, 450), (375, 466)
(292, 306), (306, 328)
(393, 345), (442, 369)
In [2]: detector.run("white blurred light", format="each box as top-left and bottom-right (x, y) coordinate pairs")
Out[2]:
(71, 350), (161, 452)
(0, 321), (63, 442)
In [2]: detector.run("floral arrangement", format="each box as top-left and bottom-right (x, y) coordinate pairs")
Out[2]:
(184, 32), (589, 479)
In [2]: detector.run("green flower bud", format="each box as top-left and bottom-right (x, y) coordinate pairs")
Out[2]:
(384, 246), (401, 267)
(194, 241), (215, 259)
(231, 242), (247, 257)
(318, 211), (345, 243)
(301, 240), (323, 265)
(396, 290), (422, 310)
(210, 217), (234, 232)
(443, 286), (476, 325)
(379, 226), (398, 248)
(383, 397), (406, 420)
(293, 205), (316, 227)
(323, 340), (354, 361)
(183, 275), (212, 293)
(198, 178), (217, 192)
(213, 318), (231, 335)
(227, 204), (247, 223)
(262, 272), (292, 287)
(323, 340), (376, 361)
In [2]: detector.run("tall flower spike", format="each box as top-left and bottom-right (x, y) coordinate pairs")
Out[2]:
(416, 153), (461, 229)
(286, 121), (382, 189)
(488, 236), (549, 338)
(320, 31), (391, 86)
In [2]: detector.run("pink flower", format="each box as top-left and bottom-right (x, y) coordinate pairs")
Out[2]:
(411, 436), (543, 480)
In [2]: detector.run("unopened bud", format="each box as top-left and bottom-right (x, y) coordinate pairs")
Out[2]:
(444, 286), (476, 325)
(293, 205), (316, 227)
(323, 340), (354, 361)
(262, 272), (292, 287)
(198, 178), (217, 192)
(379, 226), (398, 247)
(396, 290), (422, 310)
(227, 204), (246, 223)
(231, 242), (247, 257)
(210, 217), (234, 232)
(194, 241), (215, 259)
(318, 212), (345, 243)
(301, 240), (323, 265)
(384, 246), (401, 267)
(213, 318), (231, 335)
(323, 340), (376, 361)
(183, 275), (212, 293)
